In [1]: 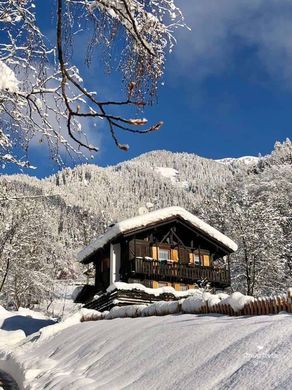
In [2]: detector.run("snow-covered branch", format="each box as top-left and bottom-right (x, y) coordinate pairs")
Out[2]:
(0, 0), (186, 167)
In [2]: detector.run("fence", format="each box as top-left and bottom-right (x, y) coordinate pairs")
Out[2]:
(82, 289), (292, 321)
(194, 290), (292, 316)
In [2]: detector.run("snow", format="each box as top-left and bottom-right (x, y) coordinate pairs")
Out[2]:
(103, 301), (182, 318)
(35, 283), (82, 319)
(216, 156), (259, 166)
(2, 313), (291, 389)
(78, 206), (238, 262)
(0, 306), (55, 347)
(0, 61), (19, 93)
(0, 329), (26, 346)
(181, 291), (255, 313)
(95, 287), (254, 317)
(155, 167), (189, 189)
(38, 309), (101, 342)
(81, 284), (255, 318)
(155, 167), (179, 181)
(106, 305), (147, 319)
(106, 281), (199, 298)
(221, 292), (255, 312)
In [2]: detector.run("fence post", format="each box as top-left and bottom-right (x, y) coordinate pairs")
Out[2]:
(287, 288), (292, 313)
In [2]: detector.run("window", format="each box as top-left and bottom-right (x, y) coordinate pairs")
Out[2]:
(194, 255), (201, 265)
(189, 253), (201, 265)
(159, 248), (170, 261)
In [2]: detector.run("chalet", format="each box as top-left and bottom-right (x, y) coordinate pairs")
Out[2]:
(76, 207), (237, 308)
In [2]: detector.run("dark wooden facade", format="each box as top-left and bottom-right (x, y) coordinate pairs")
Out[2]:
(90, 216), (232, 294)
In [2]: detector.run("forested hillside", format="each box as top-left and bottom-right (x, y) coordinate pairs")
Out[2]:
(0, 139), (291, 308)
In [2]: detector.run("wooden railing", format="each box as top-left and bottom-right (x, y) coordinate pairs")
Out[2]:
(127, 257), (230, 286)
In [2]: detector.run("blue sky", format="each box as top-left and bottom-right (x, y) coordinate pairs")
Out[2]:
(4, 0), (292, 177)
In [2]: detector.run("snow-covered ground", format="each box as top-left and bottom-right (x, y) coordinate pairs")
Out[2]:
(0, 306), (55, 347)
(35, 282), (82, 319)
(1, 311), (291, 389)
(154, 167), (189, 189)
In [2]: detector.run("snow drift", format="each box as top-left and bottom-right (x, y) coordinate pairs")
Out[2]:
(4, 313), (292, 389)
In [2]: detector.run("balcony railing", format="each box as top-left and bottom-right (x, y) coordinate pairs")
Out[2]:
(126, 257), (230, 286)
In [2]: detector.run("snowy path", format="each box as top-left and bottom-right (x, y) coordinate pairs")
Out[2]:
(0, 370), (18, 390)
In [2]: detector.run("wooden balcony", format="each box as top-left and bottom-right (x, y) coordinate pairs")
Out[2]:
(126, 257), (230, 287)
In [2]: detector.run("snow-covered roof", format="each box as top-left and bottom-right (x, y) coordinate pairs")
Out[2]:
(77, 206), (238, 263)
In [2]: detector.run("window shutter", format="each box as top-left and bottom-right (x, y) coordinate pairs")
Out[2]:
(189, 252), (194, 264)
(203, 255), (210, 267)
(152, 245), (158, 260)
(152, 281), (159, 288)
(171, 248), (179, 262)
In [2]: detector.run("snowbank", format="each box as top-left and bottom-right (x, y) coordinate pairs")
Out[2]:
(0, 329), (26, 346)
(0, 305), (55, 347)
(38, 309), (101, 342)
(181, 291), (254, 313)
(221, 292), (255, 312)
(106, 305), (147, 319)
(5, 313), (291, 389)
(105, 301), (181, 319)
(181, 290), (225, 313)
(142, 300), (180, 316)
(182, 293), (206, 313)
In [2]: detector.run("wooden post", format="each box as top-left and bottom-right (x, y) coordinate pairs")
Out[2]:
(287, 288), (292, 313)
(258, 298), (262, 315)
(227, 254), (231, 284)
(198, 245), (201, 266)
